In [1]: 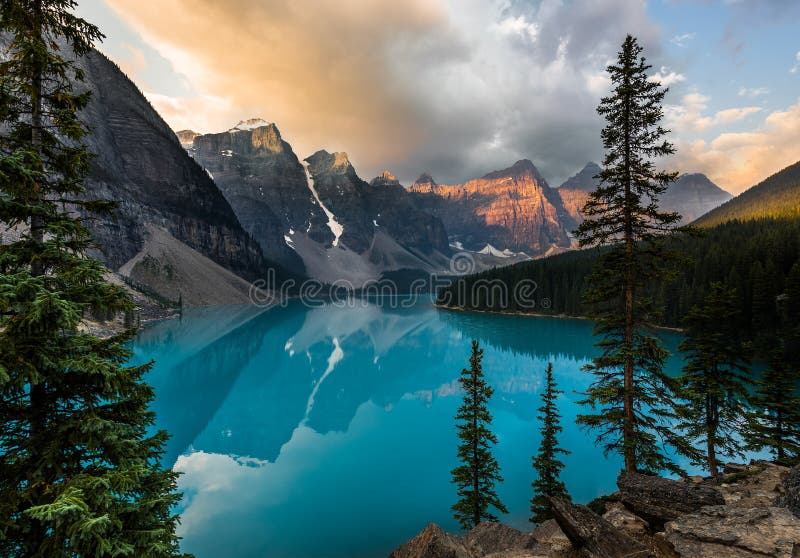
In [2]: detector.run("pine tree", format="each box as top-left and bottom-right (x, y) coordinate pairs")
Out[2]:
(575, 35), (688, 474)
(530, 363), (570, 524)
(676, 283), (752, 477)
(746, 263), (800, 464)
(0, 2), (188, 556)
(451, 340), (508, 530)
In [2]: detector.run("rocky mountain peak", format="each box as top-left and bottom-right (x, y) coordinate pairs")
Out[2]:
(370, 170), (401, 187)
(559, 162), (601, 191)
(306, 150), (356, 177)
(410, 173), (437, 193)
(481, 158), (544, 182)
(228, 117), (270, 132)
(175, 129), (201, 147)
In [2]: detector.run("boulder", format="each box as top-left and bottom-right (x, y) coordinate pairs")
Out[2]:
(665, 505), (800, 557)
(617, 472), (725, 529)
(775, 465), (800, 517)
(462, 522), (537, 556)
(548, 497), (652, 557)
(602, 503), (650, 537)
(721, 462), (790, 509)
(388, 523), (471, 558)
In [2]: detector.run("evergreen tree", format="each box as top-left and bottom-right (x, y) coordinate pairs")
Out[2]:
(530, 363), (570, 524)
(747, 360), (800, 464)
(451, 340), (507, 530)
(575, 35), (687, 474)
(0, 2), (188, 556)
(746, 263), (800, 464)
(676, 283), (752, 477)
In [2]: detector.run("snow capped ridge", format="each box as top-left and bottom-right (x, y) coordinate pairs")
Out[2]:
(228, 117), (270, 132)
(478, 243), (529, 258)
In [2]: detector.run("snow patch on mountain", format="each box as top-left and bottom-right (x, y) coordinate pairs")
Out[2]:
(302, 160), (344, 247)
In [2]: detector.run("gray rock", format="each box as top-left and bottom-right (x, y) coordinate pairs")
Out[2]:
(75, 50), (267, 284)
(548, 497), (652, 558)
(665, 505), (800, 557)
(775, 465), (800, 517)
(617, 472), (725, 529)
(388, 523), (472, 558)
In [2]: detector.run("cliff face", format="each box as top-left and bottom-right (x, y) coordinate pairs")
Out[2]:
(76, 50), (266, 285)
(189, 123), (450, 284)
(192, 122), (319, 271)
(409, 159), (571, 255)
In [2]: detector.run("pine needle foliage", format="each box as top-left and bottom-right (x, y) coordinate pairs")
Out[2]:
(530, 362), (570, 524)
(676, 283), (752, 477)
(451, 340), (507, 530)
(575, 35), (690, 474)
(0, 1), (189, 555)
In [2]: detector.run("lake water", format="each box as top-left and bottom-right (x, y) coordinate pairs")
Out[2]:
(131, 297), (688, 558)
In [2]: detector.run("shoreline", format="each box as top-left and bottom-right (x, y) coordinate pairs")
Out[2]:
(432, 302), (684, 333)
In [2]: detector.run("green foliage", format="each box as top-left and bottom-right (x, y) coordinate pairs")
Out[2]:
(574, 35), (687, 474)
(437, 217), (800, 361)
(0, 2), (188, 556)
(675, 283), (752, 477)
(746, 264), (800, 462)
(530, 363), (570, 524)
(451, 340), (507, 530)
(696, 160), (800, 227)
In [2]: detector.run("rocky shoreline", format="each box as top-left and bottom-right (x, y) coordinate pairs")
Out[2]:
(389, 461), (800, 557)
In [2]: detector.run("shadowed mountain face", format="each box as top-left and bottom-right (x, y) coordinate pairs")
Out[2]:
(409, 159), (572, 256)
(76, 50), (266, 284)
(695, 159), (800, 227)
(555, 163), (731, 227)
(188, 122), (451, 283)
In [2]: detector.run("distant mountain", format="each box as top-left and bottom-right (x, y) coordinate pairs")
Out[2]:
(560, 162), (601, 191)
(555, 163), (731, 228)
(663, 173), (733, 223)
(695, 161), (800, 227)
(409, 159), (572, 256)
(189, 121), (454, 284)
(74, 50), (270, 305)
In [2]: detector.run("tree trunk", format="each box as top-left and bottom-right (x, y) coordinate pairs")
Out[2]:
(622, 72), (636, 473)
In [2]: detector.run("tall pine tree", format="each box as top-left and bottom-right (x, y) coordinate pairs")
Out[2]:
(451, 340), (507, 530)
(576, 35), (687, 474)
(676, 283), (752, 477)
(0, 1), (188, 555)
(530, 363), (570, 524)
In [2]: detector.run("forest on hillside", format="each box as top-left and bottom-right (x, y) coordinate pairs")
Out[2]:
(437, 217), (800, 354)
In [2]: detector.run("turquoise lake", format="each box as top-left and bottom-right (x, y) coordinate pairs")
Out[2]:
(131, 297), (690, 558)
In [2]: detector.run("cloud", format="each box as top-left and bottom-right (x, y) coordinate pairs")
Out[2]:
(666, 92), (762, 134)
(103, 0), (661, 186)
(791, 51), (800, 73)
(674, 99), (800, 193)
(669, 32), (695, 47)
(737, 86), (769, 97)
(650, 66), (686, 86)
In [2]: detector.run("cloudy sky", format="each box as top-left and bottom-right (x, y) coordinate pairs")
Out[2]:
(76, 0), (800, 193)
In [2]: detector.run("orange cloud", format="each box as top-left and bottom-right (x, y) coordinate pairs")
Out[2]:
(104, 0), (447, 168)
(675, 99), (800, 194)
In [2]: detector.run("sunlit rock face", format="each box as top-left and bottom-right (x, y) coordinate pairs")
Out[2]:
(409, 159), (572, 256)
(76, 50), (266, 284)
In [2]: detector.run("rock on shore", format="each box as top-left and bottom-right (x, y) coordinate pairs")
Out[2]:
(390, 461), (800, 558)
